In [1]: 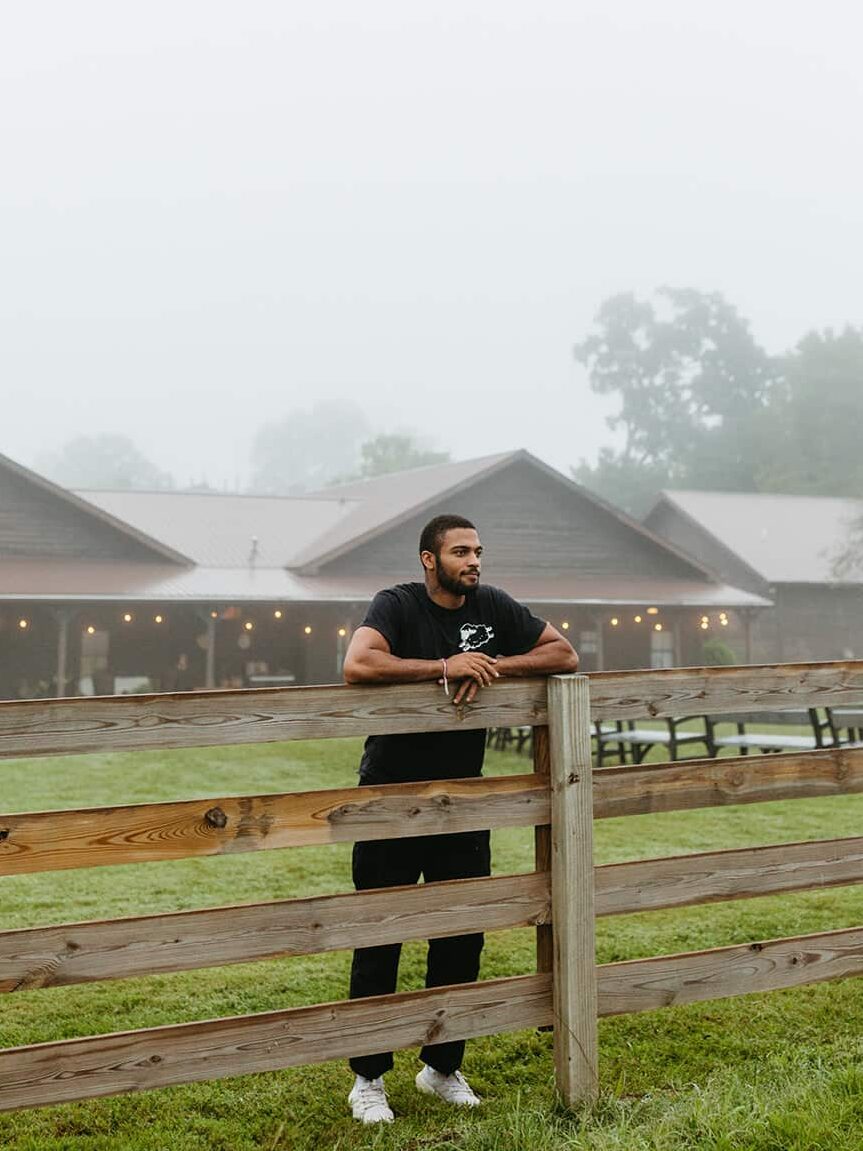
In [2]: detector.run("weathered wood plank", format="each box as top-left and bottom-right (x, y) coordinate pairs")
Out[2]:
(532, 725), (553, 977)
(0, 873), (550, 992)
(0, 679), (549, 760)
(549, 675), (598, 1105)
(597, 924), (863, 1016)
(589, 660), (863, 721)
(0, 775), (548, 876)
(595, 836), (863, 917)
(592, 746), (863, 819)
(2, 661), (861, 762)
(0, 973), (552, 1112)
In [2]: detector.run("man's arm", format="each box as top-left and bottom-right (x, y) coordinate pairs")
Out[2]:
(343, 626), (499, 687)
(495, 623), (579, 677)
(450, 623), (578, 705)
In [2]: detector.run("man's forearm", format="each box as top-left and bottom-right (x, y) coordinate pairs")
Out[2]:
(343, 649), (444, 685)
(496, 640), (579, 677)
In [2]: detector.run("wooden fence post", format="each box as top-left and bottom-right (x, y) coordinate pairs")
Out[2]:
(548, 673), (599, 1105)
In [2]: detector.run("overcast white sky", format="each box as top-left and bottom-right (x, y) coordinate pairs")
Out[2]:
(2, 0), (862, 488)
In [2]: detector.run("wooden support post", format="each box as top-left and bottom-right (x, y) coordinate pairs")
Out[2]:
(533, 724), (552, 978)
(51, 608), (73, 698)
(205, 613), (217, 689)
(548, 673), (598, 1106)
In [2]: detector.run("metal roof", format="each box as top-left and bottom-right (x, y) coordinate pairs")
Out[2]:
(656, 491), (863, 585)
(76, 490), (360, 568)
(0, 559), (770, 608)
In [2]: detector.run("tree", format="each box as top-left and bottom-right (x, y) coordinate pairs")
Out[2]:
(758, 327), (863, 497)
(354, 432), (450, 480)
(37, 434), (174, 490)
(573, 288), (780, 514)
(249, 400), (371, 494)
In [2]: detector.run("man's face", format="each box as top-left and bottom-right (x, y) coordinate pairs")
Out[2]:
(424, 528), (483, 595)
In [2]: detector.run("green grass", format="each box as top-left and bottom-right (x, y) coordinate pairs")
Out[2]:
(1, 737), (862, 1149)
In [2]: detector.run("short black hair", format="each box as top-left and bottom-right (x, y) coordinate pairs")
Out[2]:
(419, 514), (477, 557)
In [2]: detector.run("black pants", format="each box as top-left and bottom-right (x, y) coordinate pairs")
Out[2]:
(348, 828), (491, 1079)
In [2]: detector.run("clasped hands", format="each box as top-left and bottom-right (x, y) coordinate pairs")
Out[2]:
(438, 651), (500, 706)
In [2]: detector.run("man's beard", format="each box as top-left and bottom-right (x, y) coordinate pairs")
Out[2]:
(436, 563), (479, 596)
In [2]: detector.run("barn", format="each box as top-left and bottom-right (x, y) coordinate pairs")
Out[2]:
(0, 450), (768, 697)
(645, 490), (863, 663)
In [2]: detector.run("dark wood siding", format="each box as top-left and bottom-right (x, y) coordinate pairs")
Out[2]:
(0, 468), (169, 562)
(320, 459), (712, 583)
(755, 585), (863, 663)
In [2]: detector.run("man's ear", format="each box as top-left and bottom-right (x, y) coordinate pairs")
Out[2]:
(420, 549), (436, 573)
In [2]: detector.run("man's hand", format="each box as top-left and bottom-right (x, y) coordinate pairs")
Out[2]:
(442, 651), (499, 705)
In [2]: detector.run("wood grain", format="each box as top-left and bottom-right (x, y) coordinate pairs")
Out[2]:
(0, 679), (549, 760)
(597, 924), (863, 1016)
(589, 660), (863, 721)
(0, 873), (550, 992)
(0, 973), (553, 1112)
(0, 774), (548, 876)
(592, 746), (863, 819)
(595, 836), (863, 917)
(549, 674), (598, 1104)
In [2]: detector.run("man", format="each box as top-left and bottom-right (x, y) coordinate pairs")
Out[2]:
(342, 514), (578, 1124)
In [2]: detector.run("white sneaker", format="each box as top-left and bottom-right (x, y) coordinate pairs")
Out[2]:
(415, 1065), (481, 1106)
(348, 1075), (394, 1124)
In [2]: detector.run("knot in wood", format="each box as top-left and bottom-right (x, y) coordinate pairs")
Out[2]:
(0, 829), (8, 842)
(434, 794), (452, 808)
(204, 806), (228, 829)
(568, 772), (579, 785)
(749, 942), (763, 952)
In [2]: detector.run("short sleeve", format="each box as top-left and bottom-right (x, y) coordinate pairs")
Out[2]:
(490, 588), (546, 655)
(359, 589), (404, 653)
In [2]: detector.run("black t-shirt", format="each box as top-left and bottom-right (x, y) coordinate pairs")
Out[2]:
(357, 582), (546, 784)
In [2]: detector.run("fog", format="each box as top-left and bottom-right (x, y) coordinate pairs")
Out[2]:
(2, 0), (862, 488)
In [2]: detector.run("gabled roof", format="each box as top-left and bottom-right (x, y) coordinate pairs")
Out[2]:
(652, 490), (863, 584)
(293, 449), (720, 580)
(0, 452), (191, 566)
(78, 489), (360, 569)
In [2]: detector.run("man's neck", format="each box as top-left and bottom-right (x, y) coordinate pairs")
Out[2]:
(424, 577), (465, 611)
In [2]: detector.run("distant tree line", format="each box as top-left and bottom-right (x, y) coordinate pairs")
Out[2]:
(36, 405), (449, 495)
(574, 288), (863, 574)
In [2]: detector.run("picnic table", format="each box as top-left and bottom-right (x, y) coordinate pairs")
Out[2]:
(488, 706), (863, 767)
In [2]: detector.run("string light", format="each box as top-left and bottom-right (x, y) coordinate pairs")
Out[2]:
(304, 625), (313, 635)
(210, 610), (219, 619)
(86, 625), (96, 635)
(154, 615), (163, 624)
(18, 618), (29, 630)
(700, 620), (709, 630)
(610, 617), (619, 627)
(244, 621), (254, 631)
(654, 622), (663, 632)
(273, 610), (283, 619)
(338, 627), (347, 637)
(647, 607), (659, 615)
(122, 613), (133, 623)
(720, 617), (729, 626)
(634, 615), (642, 624)
(561, 621), (570, 630)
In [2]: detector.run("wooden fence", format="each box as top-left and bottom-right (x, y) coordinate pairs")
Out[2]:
(1, 660), (862, 1112)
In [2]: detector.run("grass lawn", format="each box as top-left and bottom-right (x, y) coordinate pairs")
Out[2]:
(1, 735), (862, 1150)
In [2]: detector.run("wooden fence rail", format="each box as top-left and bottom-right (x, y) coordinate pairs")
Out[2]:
(1, 660), (862, 1114)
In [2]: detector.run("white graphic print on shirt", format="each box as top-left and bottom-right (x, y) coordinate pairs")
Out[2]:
(459, 623), (495, 652)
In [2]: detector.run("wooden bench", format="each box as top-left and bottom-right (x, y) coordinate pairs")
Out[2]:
(594, 718), (711, 766)
(705, 708), (838, 756)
